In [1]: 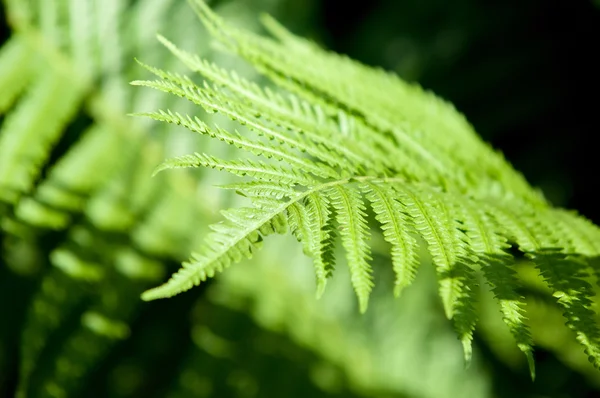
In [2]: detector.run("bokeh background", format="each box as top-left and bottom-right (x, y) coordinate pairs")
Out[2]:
(1, 0), (599, 397)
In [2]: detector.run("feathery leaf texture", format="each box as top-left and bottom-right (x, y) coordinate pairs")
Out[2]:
(132, 0), (600, 373)
(328, 185), (374, 313)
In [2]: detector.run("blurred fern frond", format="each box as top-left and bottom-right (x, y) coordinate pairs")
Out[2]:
(0, 0), (274, 396)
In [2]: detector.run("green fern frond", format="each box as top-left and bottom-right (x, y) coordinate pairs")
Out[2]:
(361, 182), (420, 298)
(188, 0), (546, 206)
(535, 251), (600, 368)
(131, 65), (366, 176)
(328, 184), (374, 313)
(0, 36), (34, 113)
(131, 75), (354, 175)
(304, 192), (337, 297)
(549, 209), (600, 284)
(153, 34), (391, 175)
(487, 204), (600, 369)
(0, 65), (86, 204)
(141, 201), (284, 301)
(132, 0), (600, 372)
(220, 181), (295, 201)
(133, 109), (335, 179)
(389, 184), (480, 363)
(453, 201), (536, 377)
(154, 152), (313, 186)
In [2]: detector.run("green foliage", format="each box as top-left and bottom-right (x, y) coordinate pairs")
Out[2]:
(2, 0), (600, 396)
(132, 0), (600, 377)
(0, 0), (294, 396)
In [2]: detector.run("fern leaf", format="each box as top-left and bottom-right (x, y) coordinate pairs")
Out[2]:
(361, 182), (420, 297)
(129, 0), (600, 375)
(154, 34), (392, 175)
(533, 212), (600, 369)
(13, 124), (129, 229)
(304, 192), (337, 297)
(286, 193), (337, 299)
(490, 205), (600, 368)
(548, 209), (600, 285)
(287, 202), (311, 251)
(449, 261), (479, 366)
(146, 40), (442, 185)
(153, 152), (313, 186)
(220, 181), (296, 201)
(0, 36), (34, 113)
(534, 251), (600, 369)
(457, 202), (535, 378)
(328, 185), (373, 313)
(134, 109), (335, 179)
(141, 201), (288, 300)
(190, 0), (548, 206)
(395, 186), (462, 318)
(0, 68), (86, 204)
(382, 184), (479, 363)
(132, 76), (353, 174)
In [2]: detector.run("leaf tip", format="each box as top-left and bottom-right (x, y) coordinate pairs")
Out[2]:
(393, 284), (407, 298)
(461, 338), (473, 369)
(524, 350), (536, 381)
(358, 295), (369, 314)
(443, 301), (454, 320)
(315, 279), (327, 299)
(141, 289), (158, 301)
(151, 163), (169, 177)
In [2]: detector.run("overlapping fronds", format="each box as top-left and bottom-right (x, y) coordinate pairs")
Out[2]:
(132, 0), (600, 374)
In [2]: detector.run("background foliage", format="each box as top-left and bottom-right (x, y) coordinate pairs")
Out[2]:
(0, 0), (599, 397)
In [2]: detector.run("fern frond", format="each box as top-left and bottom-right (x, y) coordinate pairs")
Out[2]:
(141, 200), (289, 300)
(150, 38), (451, 186)
(418, 187), (480, 366)
(131, 0), (600, 372)
(220, 181), (296, 201)
(548, 209), (600, 285)
(456, 202), (535, 377)
(0, 36), (34, 113)
(531, 214), (600, 369)
(154, 34), (398, 175)
(189, 0), (546, 205)
(153, 152), (313, 186)
(361, 182), (420, 297)
(534, 251), (600, 369)
(448, 262), (479, 366)
(489, 205), (600, 368)
(304, 192), (337, 298)
(131, 75), (354, 174)
(134, 109), (335, 179)
(391, 186), (471, 320)
(328, 185), (373, 313)
(0, 67), (86, 204)
(287, 202), (311, 253)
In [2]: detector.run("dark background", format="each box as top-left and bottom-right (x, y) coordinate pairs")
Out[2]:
(318, 0), (600, 224)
